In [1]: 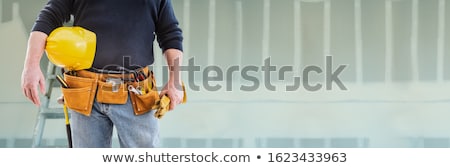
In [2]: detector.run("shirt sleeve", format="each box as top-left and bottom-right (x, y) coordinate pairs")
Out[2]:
(155, 0), (183, 52)
(31, 0), (73, 35)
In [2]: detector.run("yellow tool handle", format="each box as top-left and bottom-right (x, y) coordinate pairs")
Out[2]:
(63, 105), (70, 125)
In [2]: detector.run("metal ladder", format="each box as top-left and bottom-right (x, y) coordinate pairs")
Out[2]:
(31, 62), (66, 147)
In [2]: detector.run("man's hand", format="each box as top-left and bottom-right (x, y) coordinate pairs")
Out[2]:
(159, 82), (184, 110)
(21, 65), (46, 106)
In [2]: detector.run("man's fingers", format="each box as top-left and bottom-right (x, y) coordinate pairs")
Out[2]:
(30, 90), (38, 106)
(168, 92), (183, 110)
(23, 88), (30, 101)
(29, 87), (40, 106)
(159, 90), (168, 98)
(22, 87), (28, 98)
(160, 83), (184, 111)
(23, 85), (41, 106)
(21, 67), (45, 106)
(57, 95), (64, 105)
(24, 88), (35, 104)
(169, 101), (176, 111)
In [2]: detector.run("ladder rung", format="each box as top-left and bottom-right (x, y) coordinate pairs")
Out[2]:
(39, 108), (65, 119)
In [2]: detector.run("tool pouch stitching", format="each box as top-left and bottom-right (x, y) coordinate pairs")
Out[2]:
(62, 73), (97, 116)
(129, 77), (160, 116)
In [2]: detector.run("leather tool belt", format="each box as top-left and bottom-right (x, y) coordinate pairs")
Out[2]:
(61, 66), (164, 117)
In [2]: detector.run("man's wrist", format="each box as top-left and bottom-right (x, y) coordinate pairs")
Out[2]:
(23, 61), (41, 70)
(167, 78), (183, 89)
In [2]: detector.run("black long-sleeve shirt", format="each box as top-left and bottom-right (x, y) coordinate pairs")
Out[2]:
(32, 0), (183, 70)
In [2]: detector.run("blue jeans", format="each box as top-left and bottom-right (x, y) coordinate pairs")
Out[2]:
(70, 95), (159, 148)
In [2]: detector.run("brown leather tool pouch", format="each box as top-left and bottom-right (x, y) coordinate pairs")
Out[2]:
(96, 80), (128, 104)
(61, 73), (97, 116)
(129, 77), (160, 116)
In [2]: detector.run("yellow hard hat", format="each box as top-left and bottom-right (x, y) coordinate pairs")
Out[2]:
(45, 26), (96, 71)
